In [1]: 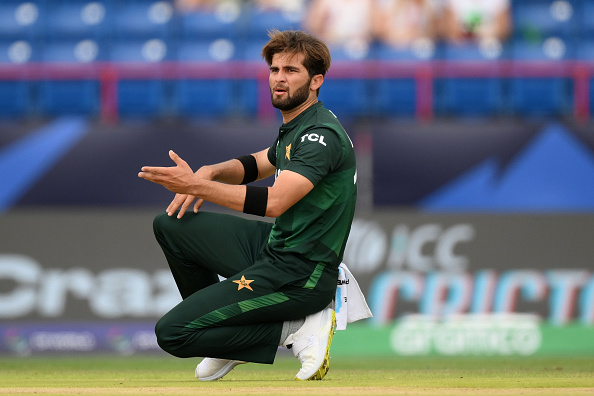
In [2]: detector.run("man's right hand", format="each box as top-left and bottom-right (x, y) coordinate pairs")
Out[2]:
(167, 165), (215, 218)
(167, 193), (205, 219)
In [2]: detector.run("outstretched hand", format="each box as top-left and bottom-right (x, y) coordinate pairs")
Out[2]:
(139, 150), (204, 218)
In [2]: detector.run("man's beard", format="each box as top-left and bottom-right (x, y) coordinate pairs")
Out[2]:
(270, 78), (311, 111)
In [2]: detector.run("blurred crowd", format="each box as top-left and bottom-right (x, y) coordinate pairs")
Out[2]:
(175, 0), (511, 50)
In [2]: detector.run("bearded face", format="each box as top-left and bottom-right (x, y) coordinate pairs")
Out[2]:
(270, 75), (312, 111)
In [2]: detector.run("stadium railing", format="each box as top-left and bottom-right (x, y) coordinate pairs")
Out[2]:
(0, 58), (591, 122)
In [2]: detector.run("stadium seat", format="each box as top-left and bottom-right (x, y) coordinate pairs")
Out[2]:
(0, 38), (37, 64)
(40, 38), (107, 63)
(0, 39), (37, 118)
(244, 5), (303, 40)
(435, 42), (507, 117)
(0, 1), (45, 41)
(512, 0), (577, 41)
(319, 77), (371, 120)
(579, 0), (594, 36)
(178, 5), (243, 40)
(37, 39), (104, 116)
(44, 0), (112, 40)
(370, 42), (437, 118)
(370, 77), (417, 118)
(172, 39), (246, 118)
(238, 38), (269, 62)
(374, 39), (442, 62)
(111, 0), (174, 39)
(108, 38), (172, 117)
(0, 80), (31, 118)
(576, 39), (594, 61)
(509, 37), (574, 116)
(109, 36), (172, 63)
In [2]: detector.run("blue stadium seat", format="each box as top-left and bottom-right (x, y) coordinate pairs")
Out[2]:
(39, 79), (101, 116)
(40, 38), (107, 63)
(435, 42), (507, 117)
(319, 76), (371, 120)
(0, 39), (36, 117)
(111, 0), (174, 39)
(109, 37), (172, 62)
(0, 80), (31, 118)
(0, 1), (45, 40)
(312, 43), (373, 119)
(579, 0), (594, 36)
(238, 38), (269, 61)
(178, 6), (243, 40)
(231, 38), (270, 118)
(512, 0), (577, 40)
(172, 39), (247, 118)
(576, 39), (594, 61)
(374, 40), (442, 62)
(509, 37), (574, 116)
(371, 42), (438, 118)
(0, 39), (37, 64)
(175, 38), (239, 63)
(371, 77), (417, 118)
(109, 38), (173, 117)
(244, 6), (303, 40)
(37, 39), (105, 116)
(44, 0), (112, 40)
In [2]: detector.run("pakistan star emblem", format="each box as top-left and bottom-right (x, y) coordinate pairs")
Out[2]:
(233, 275), (254, 291)
(285, 143), (291, 160)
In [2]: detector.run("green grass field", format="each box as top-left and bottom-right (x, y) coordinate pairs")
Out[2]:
(0, 354), (593, 396)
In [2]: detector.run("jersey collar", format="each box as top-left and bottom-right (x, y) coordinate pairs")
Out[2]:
(279, 101), (324, 133)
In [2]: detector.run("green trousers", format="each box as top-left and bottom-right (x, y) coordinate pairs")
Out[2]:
(153, 211), (338, 364)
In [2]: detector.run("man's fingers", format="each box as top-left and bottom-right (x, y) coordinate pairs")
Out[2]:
(138, 171), (163, 183)
(167, 194), (185, 215)
(177, 196), (194, 219)
(166, 194), (198, 218)
(169, 150), (190, 168)
(193, 198), (205, 213)
(139, 167), (169, 178)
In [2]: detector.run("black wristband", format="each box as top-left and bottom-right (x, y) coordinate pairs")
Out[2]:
(236, 155), (258, 185)
(243, 185), (268, 217)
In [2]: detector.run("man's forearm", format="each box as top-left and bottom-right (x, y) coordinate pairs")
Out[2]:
(200, 158), (245, 185)
(188, 178), (250, 214)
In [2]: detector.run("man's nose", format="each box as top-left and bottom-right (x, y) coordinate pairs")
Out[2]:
(275, 70), (286, 82)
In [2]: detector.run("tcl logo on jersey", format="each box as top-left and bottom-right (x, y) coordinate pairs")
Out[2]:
(300, 133), (327, 146)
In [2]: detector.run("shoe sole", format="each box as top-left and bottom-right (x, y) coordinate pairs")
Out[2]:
(297, 310), (336, 381)
(196, 360), (245, 381)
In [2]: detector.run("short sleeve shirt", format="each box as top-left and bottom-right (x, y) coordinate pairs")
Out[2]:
(266, 102), (357, 267)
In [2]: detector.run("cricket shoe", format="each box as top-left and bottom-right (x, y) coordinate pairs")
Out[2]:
(283, 308), (336, 381)
(195, 358), (247, 381)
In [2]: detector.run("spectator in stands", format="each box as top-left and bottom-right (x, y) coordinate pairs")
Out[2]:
(441, 0), (511, 44)
(175, 0), (219, 12)
(303, 0), (377, 57)
(375, 0), (439, 49)
(252, 0), (306, 13)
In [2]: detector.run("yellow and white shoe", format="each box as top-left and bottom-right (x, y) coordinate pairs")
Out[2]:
(284, 308), (336, 381)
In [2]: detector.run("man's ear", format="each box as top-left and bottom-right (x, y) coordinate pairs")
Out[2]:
(310, 74), (324, 91)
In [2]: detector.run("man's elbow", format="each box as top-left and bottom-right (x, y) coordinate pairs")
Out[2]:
(265, 196), (288, 218)
(265, 203), (285, 218)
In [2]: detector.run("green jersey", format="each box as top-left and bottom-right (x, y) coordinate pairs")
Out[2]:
(266, 101), (357, 268)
